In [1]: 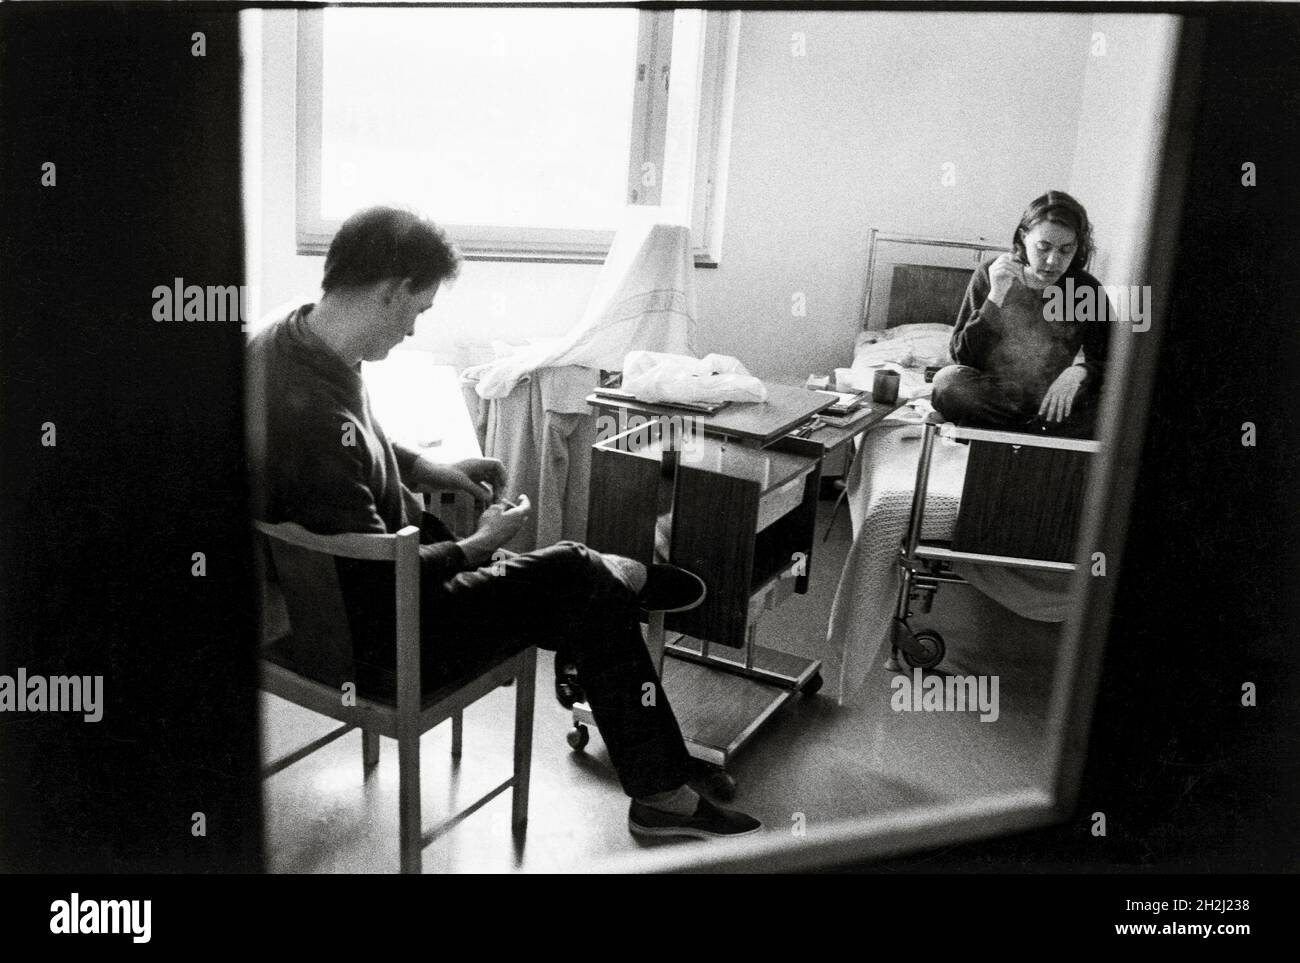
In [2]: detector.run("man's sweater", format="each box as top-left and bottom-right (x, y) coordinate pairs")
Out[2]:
(247, 305), (467, 583)
(949, 260), (1110, 400)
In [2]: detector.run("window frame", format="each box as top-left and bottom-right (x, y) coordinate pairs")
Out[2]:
(294, 8), (737, 265)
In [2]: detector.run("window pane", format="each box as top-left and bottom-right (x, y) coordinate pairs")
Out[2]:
(320, 8), (638, 230)
(661, 9), (704, 225)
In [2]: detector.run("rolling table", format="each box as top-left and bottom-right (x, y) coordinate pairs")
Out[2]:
(577, 384), (901, 797)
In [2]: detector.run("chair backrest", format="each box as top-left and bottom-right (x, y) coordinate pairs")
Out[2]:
(253, 521), (422, 693)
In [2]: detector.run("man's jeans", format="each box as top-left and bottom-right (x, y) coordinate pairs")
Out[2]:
(419, 542), (690, 799)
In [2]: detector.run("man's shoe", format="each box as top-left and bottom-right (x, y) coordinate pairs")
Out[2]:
(628, 797), (763, 840)
(637, 563), (707, 614)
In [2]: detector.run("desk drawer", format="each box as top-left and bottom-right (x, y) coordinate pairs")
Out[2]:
(755, 467), (814, 533)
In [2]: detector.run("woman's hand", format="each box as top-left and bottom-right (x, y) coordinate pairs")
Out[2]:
(1039, 366), (1087, 423)
(987, 253), (1025, 307)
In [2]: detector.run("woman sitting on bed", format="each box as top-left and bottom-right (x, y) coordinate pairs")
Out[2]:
(931, 191), (1110, 439)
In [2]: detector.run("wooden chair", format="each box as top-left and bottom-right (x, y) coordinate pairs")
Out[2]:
(254, 520), (536, 874)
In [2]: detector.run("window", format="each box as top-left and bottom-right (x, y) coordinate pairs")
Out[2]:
(296, 7), (737, 263)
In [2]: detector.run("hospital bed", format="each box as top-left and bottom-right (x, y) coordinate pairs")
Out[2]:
(824, 228), (1098, 696)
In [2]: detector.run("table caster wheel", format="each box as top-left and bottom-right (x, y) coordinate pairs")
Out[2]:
(699, 767), (737, 802)
(898, 628), (945, 671)
(801, 672), (823, 696)
(567, 723), (589, 751)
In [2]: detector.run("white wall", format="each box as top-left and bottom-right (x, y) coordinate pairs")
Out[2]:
(1067, 14), (1180, 288)
(249, 10), (1173, 383)
(693, 11), (1092, 384)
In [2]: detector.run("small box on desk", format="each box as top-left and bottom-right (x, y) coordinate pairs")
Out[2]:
(586, 422), (822, 648)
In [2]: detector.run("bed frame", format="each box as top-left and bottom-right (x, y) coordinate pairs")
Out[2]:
(861, 229), (1006, 331)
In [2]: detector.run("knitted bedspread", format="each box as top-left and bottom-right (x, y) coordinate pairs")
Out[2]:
(825, 421), (967, 704)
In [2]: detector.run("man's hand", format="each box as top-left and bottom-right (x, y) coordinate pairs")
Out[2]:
(410, 456), (507, 504)
(1039, 366), (1087, 423)
(453, 457), (507, 503)
(458, 495), (531, 566)
(988, 253), (1025, 307)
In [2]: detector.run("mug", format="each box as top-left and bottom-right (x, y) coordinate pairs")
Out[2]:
(872, 369), (901, 404)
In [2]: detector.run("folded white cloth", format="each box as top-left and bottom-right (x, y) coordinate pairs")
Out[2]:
(621, 351), (767, 404)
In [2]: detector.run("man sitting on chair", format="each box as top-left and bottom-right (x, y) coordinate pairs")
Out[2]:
(247, 206), (760, 840)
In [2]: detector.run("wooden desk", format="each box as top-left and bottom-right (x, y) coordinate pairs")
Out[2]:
(800, 399), (906, 477)
(802, 400), (901, 449)
(586, 382), (833, 447)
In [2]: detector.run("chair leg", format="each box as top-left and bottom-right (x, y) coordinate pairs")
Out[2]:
(451, 710), (463, 759)
(511, 648), (537, 834)
(397, 726), (422, 874)
(362, 729), (379, 771)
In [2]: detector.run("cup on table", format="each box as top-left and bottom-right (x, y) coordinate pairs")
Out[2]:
(872, 369), (901, 405)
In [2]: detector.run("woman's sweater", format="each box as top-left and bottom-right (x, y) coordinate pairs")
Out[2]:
(949, 260), (1110, 399)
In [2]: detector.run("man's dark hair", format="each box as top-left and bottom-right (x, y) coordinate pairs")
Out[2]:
(322, 207), (461, 294)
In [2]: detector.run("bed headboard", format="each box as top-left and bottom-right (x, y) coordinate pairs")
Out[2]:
(862, 230), (1007, 331)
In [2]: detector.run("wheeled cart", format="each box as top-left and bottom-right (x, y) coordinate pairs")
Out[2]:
(572, 413), (827, 799)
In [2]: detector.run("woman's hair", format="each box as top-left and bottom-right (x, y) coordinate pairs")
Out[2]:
(322, 207), (461, 294)
(1011, 191), (1093, 273)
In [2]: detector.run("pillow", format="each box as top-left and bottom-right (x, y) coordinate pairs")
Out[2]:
(883, 322), (954, 338)
(852, 337), (913, 366)
(878, 323), (951, 369)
